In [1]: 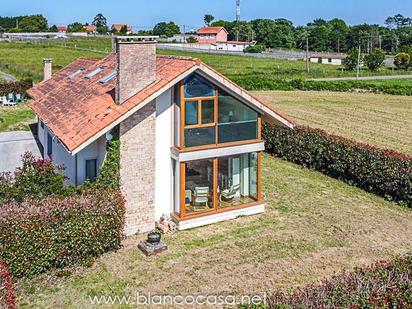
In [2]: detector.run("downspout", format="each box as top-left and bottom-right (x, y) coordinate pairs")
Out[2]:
(74, 154), (78, 186)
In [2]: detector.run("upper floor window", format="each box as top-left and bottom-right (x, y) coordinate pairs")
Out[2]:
(181, 74), (259, 149)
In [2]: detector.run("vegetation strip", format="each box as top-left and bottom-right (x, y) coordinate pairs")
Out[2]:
(263, 124), (412, 207)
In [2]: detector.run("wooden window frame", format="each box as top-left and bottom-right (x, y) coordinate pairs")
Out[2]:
(176, 152), (262, 220)
(179, 80), (262, 151)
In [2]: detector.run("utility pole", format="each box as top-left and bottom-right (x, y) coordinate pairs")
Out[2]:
(236, 0), (241, 41)
(183, 25), (186, 43)
(16, 19), (19, 29)
(306, 36), (310, 73)
(379, 35), (382, 50)
(337, 38), (340, 53)
(356, 44), (361, 80)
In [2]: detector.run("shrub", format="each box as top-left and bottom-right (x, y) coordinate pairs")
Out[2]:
(263, 124), (412, 207)
(269, 255), (412, 308)
(0, 260), (16, 309)
(394, 52), (411, 70)
(364, 48), (385, 71)
(244, 45), (265, 53)
(0, 152), (67, 204)
(343, 48), (362, 71)
(0, 79), (32, 96)
(0, 189), (125, 278)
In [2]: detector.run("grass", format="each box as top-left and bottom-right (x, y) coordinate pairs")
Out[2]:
(0, 101), (35, 132)
(16, 154), (412, 308)
(0, 42), (105, 82)
(255, 91), (412, 155)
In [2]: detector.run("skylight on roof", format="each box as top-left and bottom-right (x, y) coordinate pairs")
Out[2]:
(85, 66), (105, 79)
(68, 69), (85, 80)
(99, 71), (117, 84)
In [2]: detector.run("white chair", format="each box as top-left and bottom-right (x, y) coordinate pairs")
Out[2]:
(220, 184), (241, 202)
(193, 187), (209, 208)
(0, 96), (7, 105)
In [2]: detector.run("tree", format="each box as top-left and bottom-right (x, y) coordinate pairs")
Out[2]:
(364, 49), (385, 71)
(18, 14), (48, 32)
(67, 22), (85, 32)
(186, 36), (198, 43)
(267, 19), (295, 48)
(343, 48), (363, 70)
(119, 25), (128, 35)
(307, 19), (332, 51)
(394, 52), (410, 69)
(328, 18), (349, 52)
(385, 14), (412, 29)
(153, 21), (180, 37)
(92, 13), (108, 34)
(204, 14), (215, 26)
(49, 25), (58, 32)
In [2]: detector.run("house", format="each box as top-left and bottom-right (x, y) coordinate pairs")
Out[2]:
(84, 25), (97, 33)
(309, 53), (347, 65)
(112, 24), (132, 34)
(216, 41), (256, 52)
(197, 26), (228, 44)
(56, 26), (67, 33)
(27, 36), (294, 236)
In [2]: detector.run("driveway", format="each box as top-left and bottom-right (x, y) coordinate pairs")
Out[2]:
(0, 131), (42, 173)
(0, 71), (17, 82)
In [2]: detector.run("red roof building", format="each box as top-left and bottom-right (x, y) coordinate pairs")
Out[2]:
(197, 26), (228, 43)
(112, 24), (132, 34)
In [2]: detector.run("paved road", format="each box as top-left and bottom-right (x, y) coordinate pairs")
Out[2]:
(0, 131), (41, 173)
(311, 75), (412, 81)
(0, 71), (17, 82)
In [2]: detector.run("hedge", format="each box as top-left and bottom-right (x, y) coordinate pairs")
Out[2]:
(0, 79), (33, 96)
(268, 255), (412, 308)
(0, 189), (125, 278)
(231, 76), (412, 95)
(263, 124), (412, 207)
(0, 260), (16, 309)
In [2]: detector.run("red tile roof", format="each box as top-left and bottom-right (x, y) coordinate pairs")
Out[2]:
(28, 54), (197, 152)
(84, 25), (97, 32)
(112, 24), (131, 32)
(197, 27), (227, 35)
(57, 26), (67, 31)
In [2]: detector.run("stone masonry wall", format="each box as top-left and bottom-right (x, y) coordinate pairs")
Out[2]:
(120, 100), (156, 236)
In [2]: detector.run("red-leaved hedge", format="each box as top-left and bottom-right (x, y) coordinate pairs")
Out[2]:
(0, 79), (32, 96)
(269, 255), (412, 308)
(0, 260), (16, 309)
(263, 124), (412, 207)
(0, 190), (125, 278)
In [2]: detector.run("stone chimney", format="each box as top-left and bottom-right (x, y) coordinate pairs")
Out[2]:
(115, 36), (157, 105)
(43, 58), (52, 81)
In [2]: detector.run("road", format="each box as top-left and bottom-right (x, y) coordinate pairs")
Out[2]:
(0, 131), (41, 173)
(311, 75), (412, 81)
(0, 71), (17, 82)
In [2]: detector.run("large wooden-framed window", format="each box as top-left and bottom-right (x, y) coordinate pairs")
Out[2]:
(179, 74), (261, 150)
(177, 152), (262, 219)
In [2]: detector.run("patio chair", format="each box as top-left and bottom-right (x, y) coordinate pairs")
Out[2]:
(220, 184), (241, 202)
(7, 93), (14, 102)
(15, 94), (23, 103)
(0, 96), (7, 105)
(192, 187), (209, 209)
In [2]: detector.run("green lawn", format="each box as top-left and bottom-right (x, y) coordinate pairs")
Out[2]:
(0, 101), (35, 132)
(17, 154), (412, 308)
(255, 91), (412, 155)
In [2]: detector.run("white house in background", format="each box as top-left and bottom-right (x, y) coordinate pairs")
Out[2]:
(309, 53), (347, 65)
(28, 36), (294, 236)
(216, 41), (256, 52)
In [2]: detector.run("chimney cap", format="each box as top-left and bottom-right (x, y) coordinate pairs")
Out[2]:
(43, 58), (53, 63)
(115, 36), (158, 44)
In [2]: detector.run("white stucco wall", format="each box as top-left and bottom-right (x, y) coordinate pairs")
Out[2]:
(155, 88), (174, 220)
(42, 123), (106, 185)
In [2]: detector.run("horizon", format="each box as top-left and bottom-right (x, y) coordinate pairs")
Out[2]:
(3, 0), (412, 31)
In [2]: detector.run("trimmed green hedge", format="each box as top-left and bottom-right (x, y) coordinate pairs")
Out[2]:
(0, 190), (125, 278)
(263, 124), (412, 207)
(268, 255), (412, 308)
(231, 76), (412, 95)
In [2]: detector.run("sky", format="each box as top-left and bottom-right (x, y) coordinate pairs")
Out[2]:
(3, 0), (412, 31)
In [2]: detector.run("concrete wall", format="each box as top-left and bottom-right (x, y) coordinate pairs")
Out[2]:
(310, 57), (343, 66)
(120, 100), (157, 236)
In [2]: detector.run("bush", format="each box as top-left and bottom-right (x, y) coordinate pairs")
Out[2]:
(0, 189), (125, 278)
(269, 255), (412, 308)
(0, 79), (32, 96)
(244, 45), (265, 53)
(0, 260), (16, 309)
(394, 52), (411, 70)
(364, 48), (385, 71)
(343, 48), (362, 71)
(0, 152), (68, 204)
(263, 124), (412, 207)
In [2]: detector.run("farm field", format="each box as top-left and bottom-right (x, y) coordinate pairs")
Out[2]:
(17, 154), (412, 308)
(1, 41), (411, 83)
(255, 91), (412, 155)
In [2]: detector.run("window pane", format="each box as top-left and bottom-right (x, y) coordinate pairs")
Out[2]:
(218, 90), (258, 143)
(184, 160), (214, 215)
(86, 159), (97, 181)
(184, 127), (215, 148)
(218, 152), (258, 209)
(184, 74), (215, 98)
(185, 101), (198, 126)
(201, 100), (214, 124)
